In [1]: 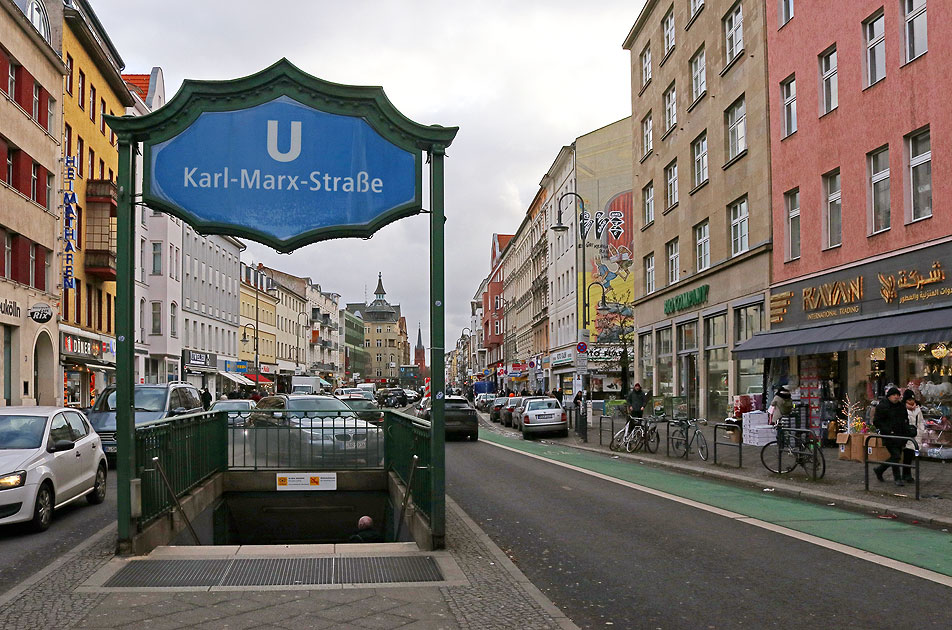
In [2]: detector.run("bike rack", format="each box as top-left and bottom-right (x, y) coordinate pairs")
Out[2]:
(598, 415), (622, 447)
(863, 433), (920, 500)
(713, 423), (743, 468)
(665, 418), (688, 459)
(776, 427), (823, 480)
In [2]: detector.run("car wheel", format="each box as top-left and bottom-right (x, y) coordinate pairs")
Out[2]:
(31, 482), (54, 532)
(87, 464), (107, 505)
(470, 433), (479, 441)
(559, 429), (569, 438)
(522, 430), (532, 440)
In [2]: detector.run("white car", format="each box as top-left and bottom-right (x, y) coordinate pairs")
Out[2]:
(0, 407), (108, 531)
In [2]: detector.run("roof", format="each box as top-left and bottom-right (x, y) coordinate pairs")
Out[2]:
(0, 406), (62, 415)
(374, 272), (386, 296)
(123, 73), (150, 99)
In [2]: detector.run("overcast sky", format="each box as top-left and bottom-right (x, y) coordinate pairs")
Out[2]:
(93, 0), (642, 362)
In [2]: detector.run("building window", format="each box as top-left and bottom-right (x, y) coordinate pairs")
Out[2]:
(690, 48), (706, 100)
(824, 170), (842, 247)
(781, 76), (796, 137)
(376, 339), (382, 347)
(641, 46), (652, 86)
(151, 242), (162, 274)
(644, 253), (655, 294)
(695, 221), (710, 272)
(724, 3), (744, 63)
(820, 47), (838, 114)
(47, 96), (55, 134)
(662, 9), (675, 55)
(726, 97), (746, 160)
(642, 113), (653, 156)
(29, 244), (35, 287)
(32, 83), (40, 119)
(3, 234), (10, 278)
(865, 12), (886, 86)
(65, 54), (73, 94)
(909, 128), (932, 220)
(76, 137), (84, 176)
(780, 0), (794, 25)
(30, 162), (38, 201)
(46, 173), (53, 211)
(692, 133), (708, 187)
(88, 149), (94, 181)
(643, 182), (654, 225)
(905, 0), (927, 62)
(665, 160), (678, 208)
(666, 239), (679, 285)
(786, 189), (800, 260)
(691, 0), (705, 17)
(869, 147), (890, 233)
(151, 302), (162, 335)
(170, 303), (177, 337)
(729, 197), (749, 256)
(7, 63), (16, 98)
(100, 98), (106, 134)
(89, 85), (96, 121)
(663, 84), (677, 131)
(77, 71), (85, 109)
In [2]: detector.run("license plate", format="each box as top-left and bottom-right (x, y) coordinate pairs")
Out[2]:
(537, 413), (553, 419)
(104, 445), (117, 453)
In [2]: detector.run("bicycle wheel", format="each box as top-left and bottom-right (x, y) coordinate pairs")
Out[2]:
(626, 426), (645, 453)
(670, 428), (687, 458)
(802, 442), (826, 479)
(761, 441), (798, 474)
(696, 431), (709, 461)
(610, 428), (625, 452)
(644, 426), (660, 453)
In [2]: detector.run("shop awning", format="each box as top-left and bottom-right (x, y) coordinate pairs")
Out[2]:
(734, 306), (952, 359)
(319, 378), (332, 387)
(245, 374), (272, 384)
(219, 371), (253, 386)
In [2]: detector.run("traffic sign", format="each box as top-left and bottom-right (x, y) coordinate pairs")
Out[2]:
(577, 342), (588, 353)
(483, 368), (491, 376)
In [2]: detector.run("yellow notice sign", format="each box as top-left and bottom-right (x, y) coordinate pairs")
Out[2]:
(275, 472), (338, 491)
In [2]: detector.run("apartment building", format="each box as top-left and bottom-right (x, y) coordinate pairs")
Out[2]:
(238, 262), (277, 389)
(307, 283), (340, 384)
(346, 273), (407, 385)
(340, 308), (370, 385)
(624, 0), (772, 420)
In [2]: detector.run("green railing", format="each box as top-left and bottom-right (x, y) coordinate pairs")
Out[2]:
(384, 409), (433, 525)
(135, 410), (228, 525)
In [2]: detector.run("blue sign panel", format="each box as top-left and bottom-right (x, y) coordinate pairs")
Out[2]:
(148, 96), (419, 248)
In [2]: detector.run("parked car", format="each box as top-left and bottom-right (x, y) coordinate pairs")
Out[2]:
(490, 397), (508, 422)
(416, 396), (478, 441)
(0, 407), (108, 532)
(475, 393), (494, 411)
(403, 389), (422, 403)
(339, 395), (384, 424)
(241, 395), (382, 467)
(334, 388), (374, 401)
(87, 383), (204, 466)
(376, 387), (407, 408)
(519, 398), (568, 438)
(501, 397), (524, 427)
(209, 399), (255, 426)
(512, 396), (545, 431)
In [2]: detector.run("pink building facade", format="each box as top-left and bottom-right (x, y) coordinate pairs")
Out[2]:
(736, 1), (952, 438)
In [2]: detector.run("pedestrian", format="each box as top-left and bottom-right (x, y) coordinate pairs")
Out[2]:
(626, 383), (649, 419)
(219, 393), (227, 401)
(901, 389), (924, 482)
(200, 387), (212, 410)
(768, 386), (793, 425)
(554, 389), (563, 404)
(573, 390), (583, 408)
(872, 386), (908, 486)
(348, 515), (383, 543)
(251, 389), (263, 403)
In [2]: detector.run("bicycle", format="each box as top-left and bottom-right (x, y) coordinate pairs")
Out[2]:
(760, 425), (826, 478)
(610, 418), (644, 453)
(669, 418), (709, 460)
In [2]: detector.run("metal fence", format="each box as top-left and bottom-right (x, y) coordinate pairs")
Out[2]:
(384, 410), (433, 525)
(226, 410), (384, 470)
(135, 410), (227, 525)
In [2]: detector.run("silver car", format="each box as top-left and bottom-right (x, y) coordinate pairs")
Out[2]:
(519, 398), (568, 439)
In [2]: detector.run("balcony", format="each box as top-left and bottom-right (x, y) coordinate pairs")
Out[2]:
(84, 180), (118, 280)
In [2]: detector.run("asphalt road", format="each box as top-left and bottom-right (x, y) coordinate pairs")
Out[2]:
(446, 434), (952, 629)
(0, 472), (116, 597)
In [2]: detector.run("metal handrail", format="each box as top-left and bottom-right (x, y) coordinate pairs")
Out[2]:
(713, 423), (743, 468)
(150, 456), (201, 545)
(395, 454), (420, 542)
(863, 433), (921, 500)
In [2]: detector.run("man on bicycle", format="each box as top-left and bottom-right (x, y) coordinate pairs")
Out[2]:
(626, 383), (649, 431)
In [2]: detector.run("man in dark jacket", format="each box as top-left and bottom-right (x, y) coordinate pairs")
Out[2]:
(626, 383), (649, 418)
(872, 386), (907, 486)
(200, 387), (212, 410)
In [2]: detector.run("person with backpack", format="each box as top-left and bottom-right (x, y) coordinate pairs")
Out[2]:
(872, 386), (908, 486)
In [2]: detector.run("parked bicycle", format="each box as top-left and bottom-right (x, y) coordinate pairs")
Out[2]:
(670, 418), (709, 460)
(760, 424), (826, 479)
(610, 415), (661, 454)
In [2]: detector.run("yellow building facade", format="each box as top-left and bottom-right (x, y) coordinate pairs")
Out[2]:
(239, 281), (277, 380)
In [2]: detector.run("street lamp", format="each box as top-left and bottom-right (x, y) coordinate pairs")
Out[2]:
(296, 311), (309, 372)
(240, 323), (258, 392)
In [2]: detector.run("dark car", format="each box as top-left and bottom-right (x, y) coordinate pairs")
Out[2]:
(376, 388), (407, 408)
(86, 382), (205, 465)
(209, 399), (255, 426)
(501, 397), (524, 427)
(417, 396), (478, 441)
(340, 396), (384, 424)
(490, 397), (508, 423)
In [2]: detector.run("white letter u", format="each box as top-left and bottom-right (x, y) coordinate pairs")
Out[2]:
(267, 120), (302, 162)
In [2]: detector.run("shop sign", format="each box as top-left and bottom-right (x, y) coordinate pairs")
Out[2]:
(664, 285), (710, 315)
(225, 360), (249, 373)
(0, 299), (21, 320)
(62, 156), (77, 290)
(27, 303), (53, 323)
(182, 350), (217, 368)
(588, 345), (626, 362)
(770, 242), (952, 329)
(62, 333), (102, 359)
(551, 348), (574, 366)
(260, 364), (275, 374)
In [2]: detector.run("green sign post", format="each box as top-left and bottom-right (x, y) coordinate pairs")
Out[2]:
(106, 59), (457, 549)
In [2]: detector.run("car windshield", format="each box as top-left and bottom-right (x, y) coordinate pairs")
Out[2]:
(508, 398), (523, 407)
(493, 398), (507, 405)
(210, 401), (250, 411)
(343, 400), (376, 411)
(0, 415), (47, 449)
(527, 400), (561, 411)
(288, 398), (351, 412)
(97, 387), (167, 412)
(446, 401), (470, 409)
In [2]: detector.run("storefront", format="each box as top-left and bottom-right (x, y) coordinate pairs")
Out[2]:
(181, 350), (217, 395)
(60, 328), (115, 409)
(736, 240), (952, 435)
(550, 348), (575, 396)
(586, 344), (631, 398)
(0, 299), (59, 407)
(634, 251), (771, 421)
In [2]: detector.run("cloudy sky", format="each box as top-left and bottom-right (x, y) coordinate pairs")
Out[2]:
(93, 0), (642, 361)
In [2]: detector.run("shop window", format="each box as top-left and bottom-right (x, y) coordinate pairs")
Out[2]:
(735, 302), (764, 343)
(656, 328), (673, 397)
(735, 304), (764, 398)
(639, 333), (654, 396)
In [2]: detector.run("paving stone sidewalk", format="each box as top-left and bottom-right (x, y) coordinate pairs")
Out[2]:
(0, 497), (575, 630)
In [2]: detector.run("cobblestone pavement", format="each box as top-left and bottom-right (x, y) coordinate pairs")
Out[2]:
(479, 409), (952, 526)
(0, 495), (573, 630)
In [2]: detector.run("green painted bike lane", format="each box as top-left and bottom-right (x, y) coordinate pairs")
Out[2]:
(478, 429), (952, 577)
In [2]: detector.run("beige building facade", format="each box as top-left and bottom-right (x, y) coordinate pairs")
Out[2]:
(238, 264), (277, 387)
(624, 0), (772, 419)
(347, 274), (407, 385)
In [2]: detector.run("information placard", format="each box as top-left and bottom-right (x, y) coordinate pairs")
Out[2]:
(275, 472), (338, 491)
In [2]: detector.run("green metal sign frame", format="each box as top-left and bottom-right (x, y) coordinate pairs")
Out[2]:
(106, 59), (456, 550)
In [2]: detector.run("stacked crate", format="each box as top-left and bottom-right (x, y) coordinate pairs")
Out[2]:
(742, 411), (774, 446)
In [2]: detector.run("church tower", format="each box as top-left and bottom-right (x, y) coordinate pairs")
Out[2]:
(414, 324), (427, 376)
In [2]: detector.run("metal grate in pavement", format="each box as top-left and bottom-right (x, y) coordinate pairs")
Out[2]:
(101, 556), (443, 588)
(103, 559), (232, 588)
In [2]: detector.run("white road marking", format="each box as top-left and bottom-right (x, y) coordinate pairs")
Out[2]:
(481, 438), (952, 588)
